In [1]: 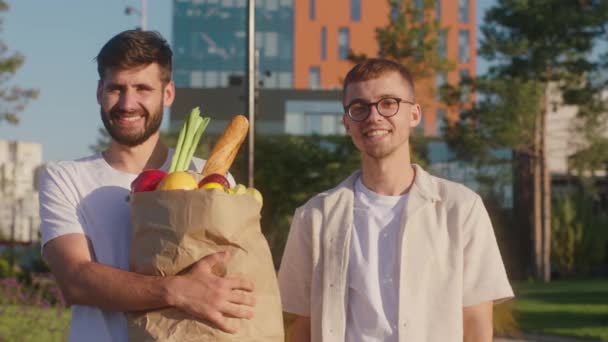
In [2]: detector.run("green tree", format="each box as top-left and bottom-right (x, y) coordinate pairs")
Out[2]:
(447, 0), (608, 281)
(551, 193), (608, 276)
(0, 1), (38, 125)
(351, 0), (453, 100)
(445, 77), (543, 280)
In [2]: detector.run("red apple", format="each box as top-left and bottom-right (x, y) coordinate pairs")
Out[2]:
(131, 169), (168, 192)
(198, 173), (230, 189)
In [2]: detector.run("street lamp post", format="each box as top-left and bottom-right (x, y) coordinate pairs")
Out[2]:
(125, 0), (147, 31)
(246, 0), (256, 187)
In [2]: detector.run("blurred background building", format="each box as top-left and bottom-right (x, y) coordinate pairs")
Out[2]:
(170, 0), (476, 138)
(0, 140), (42, 244)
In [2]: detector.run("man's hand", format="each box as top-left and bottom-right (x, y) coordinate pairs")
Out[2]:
(44, 234), (255, 334)
(167, 251), (256, 334)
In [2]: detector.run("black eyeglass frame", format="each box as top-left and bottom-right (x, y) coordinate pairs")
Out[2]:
(344, 97), (416, 122)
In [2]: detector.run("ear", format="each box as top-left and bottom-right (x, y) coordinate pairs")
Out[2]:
(163, 81), (175, 107)
(409, 103), (422, 128)
(342, 114), (351, 136)
(96, 80), (103, 105)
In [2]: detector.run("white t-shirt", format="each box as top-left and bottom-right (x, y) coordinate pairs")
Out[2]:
(345, 177), (408, 342)
(39, 151), (232, 342)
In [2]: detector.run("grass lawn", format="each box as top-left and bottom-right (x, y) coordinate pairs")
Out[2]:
(0, 305), (70, 341)
(512, 278), (608, 341)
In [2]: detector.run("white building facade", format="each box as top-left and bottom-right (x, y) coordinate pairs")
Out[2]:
(0, 140), (42, 243)
(547, 86), (608, 176)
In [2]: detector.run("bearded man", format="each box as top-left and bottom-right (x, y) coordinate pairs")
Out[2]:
(39, 30), (255, 342)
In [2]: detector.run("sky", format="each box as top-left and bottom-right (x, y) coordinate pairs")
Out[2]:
(0, 0), (494, 162)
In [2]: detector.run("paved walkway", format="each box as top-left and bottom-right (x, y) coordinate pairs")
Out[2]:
(496, 335), (600, 342)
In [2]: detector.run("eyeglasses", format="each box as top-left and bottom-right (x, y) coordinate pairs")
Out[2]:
(344, 97), (415, 122)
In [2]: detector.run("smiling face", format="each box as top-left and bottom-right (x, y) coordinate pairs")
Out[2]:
(97, 63), (174, 147)
(343, 71), (421, 162)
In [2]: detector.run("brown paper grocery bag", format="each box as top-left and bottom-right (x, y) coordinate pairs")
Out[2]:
(128, 187), (284, 341)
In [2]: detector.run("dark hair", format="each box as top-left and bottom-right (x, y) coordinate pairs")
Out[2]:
(96, 30), (172, 84)
(343, 58), (415, 100)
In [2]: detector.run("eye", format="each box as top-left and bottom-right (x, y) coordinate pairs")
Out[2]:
(136, 85), (153, 92)
(349, 102), (368, 114)
(105, 85), (122, 93)
(379, 98), (398, 109)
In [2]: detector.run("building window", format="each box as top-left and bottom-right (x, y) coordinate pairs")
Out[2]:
(416, 114), (425, 135)
(459, 69), (471, 102)
(459, 0), (469, 23)
(309, 67), (320, 89)
(436, 72), (446, 100)
(265, 32), (278, 57)
(278, 72), (293, 88)
(390, 2), (400, 21)
(190, 71), (203, 87)
(414, 0), (424, 21)
(266, 0), (279, 11)
(279, 34), (293, 59)
(285, 100), (345, 135)
(204, 71), (219, 87)
(338, 28), (350, 60)
(436, 109), (446, 136)
(459, 30), (470, 63)
(321, 27), (327, 60)
(310, 0), (315, 20)
(435, 0), (441, 20)
(438, 29), (447, 58)
(351, 0), (361, 21)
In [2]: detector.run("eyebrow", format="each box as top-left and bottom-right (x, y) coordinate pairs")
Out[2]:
(346, 93), (405, 104)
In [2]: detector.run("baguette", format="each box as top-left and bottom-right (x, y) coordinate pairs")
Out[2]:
(201, 115), (249, 177)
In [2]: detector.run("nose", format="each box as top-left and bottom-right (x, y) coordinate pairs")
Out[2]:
(117, 89), (139, 112)
(365, 104), (383, 122)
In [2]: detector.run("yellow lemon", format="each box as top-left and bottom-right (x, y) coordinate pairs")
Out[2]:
(233, 184), (248, 195)
(156, 172), (198, 191)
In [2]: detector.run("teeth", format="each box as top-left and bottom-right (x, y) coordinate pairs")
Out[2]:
(122, 116), (141, 122)
(366, 130), (388, 137)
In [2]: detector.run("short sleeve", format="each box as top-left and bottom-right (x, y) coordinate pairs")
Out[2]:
(38, 164), (85, 252)
(277, 206), (313, 317)
(462, 195), (514, 307)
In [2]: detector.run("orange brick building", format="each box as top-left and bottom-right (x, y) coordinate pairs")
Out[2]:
(292, 0), (476, 136)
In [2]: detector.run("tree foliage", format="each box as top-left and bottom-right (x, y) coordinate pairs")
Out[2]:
(350, 0), (453, 98)
(0, 1), (38, 125)
(551, 192), (608, 276)
(446, 0), (608, 280)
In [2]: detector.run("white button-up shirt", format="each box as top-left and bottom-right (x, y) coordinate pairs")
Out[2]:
(278, 165), (514, 341)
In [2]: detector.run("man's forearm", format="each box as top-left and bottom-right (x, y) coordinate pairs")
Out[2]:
(288, 315), (311, 342)
(463, 301), (493, 342)
(61, 260), (176, 312)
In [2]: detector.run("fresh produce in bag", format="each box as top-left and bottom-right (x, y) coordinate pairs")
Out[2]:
(127, 108), (283, 341)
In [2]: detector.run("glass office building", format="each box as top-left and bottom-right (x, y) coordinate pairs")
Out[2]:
(173, 0), (294, 89)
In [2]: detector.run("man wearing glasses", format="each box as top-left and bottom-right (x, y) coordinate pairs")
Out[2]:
(278, 58), (513, 342)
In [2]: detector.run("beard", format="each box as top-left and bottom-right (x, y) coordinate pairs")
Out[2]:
(100, 101), (163, 147)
